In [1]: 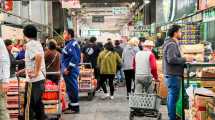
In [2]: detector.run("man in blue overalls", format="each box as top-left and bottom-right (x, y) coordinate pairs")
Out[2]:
(61, 29), (81, 113)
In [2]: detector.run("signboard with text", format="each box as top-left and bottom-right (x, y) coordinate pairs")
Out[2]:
(199, 0), (215, 10)
(62, 0), (81, 9)
(112, 7), (129, 15)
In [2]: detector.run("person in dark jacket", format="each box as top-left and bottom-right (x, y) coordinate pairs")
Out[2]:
(82, 37), (101, 90)
(82, 37), (100, 69)
(114, 40), (124, 83)
(163, 25), (192, 120)
(4, 39), (24, 77)
(114, 40), (123, 57)
(138, 37), (146, 50)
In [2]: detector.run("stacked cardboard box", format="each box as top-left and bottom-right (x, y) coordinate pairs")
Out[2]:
(187, 88), (215, 120)
(181, 44), (204, 62)
(156, 60), (168, 99)
(7, 79), (26, 119)
(79, 67), (94, 90)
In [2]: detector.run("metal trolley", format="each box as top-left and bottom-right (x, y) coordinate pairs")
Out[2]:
(128, 82), (162, 120)
(79, 63), (96, 100)
(43, 72), (62, 120)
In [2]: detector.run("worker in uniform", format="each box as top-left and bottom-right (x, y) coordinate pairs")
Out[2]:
(61, 29), (81, 113)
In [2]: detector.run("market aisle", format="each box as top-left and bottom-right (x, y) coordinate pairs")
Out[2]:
(62, 87), (168, 120)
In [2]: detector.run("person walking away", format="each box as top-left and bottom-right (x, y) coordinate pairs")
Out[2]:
(17, 25), (46, 120)
(114, 40), (124, 84)
(122, 37), (139, 97)
(133, 40), (159, 94)
(138, 37), (146, 50)
(61, 29), (81, 113)
(163, 25), (192, 120)
(95, 42), (104, 91)
(107, 38), (112, 43)
(82, 37), (101, 78)
(97, 42), (121, 100)
(0, 38), (10, 120)
(155, 33), (164, 48)
(4, 39), (24, 78)
(45, 40), (60, 84)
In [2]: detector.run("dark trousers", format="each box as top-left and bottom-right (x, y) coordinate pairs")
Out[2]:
(124, 69), (135, 95)
(63, 73), (79, 112)
(23, 80), (45, 120)
(95, 68), (101, 91)
(100, 74), (115, 96)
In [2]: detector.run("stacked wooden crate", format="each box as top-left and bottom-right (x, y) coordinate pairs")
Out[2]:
(7, 79), (25, 120)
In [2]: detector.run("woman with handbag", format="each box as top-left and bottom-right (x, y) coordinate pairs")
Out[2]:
(97, 42), (121, 100)
(45, 39), (61, 84)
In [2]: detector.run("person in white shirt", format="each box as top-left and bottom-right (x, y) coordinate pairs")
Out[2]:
(0, 38), (10, 120)
(17, 25), (46, 120)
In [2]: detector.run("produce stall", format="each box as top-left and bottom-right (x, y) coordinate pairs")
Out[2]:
(180, 63), (215, 120)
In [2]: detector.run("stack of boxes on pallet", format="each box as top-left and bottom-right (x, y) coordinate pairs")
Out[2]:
(7, 79), (25, 120)
(188, 89), (215, 120)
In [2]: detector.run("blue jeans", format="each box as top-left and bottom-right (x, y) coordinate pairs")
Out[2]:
(165, 75), (181, 120)
(116, 68), (125, 82)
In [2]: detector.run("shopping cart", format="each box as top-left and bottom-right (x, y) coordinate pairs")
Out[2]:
(43, 72), (62, 120)
(128, 82), (162, 120)
(79, 63), (97, 100)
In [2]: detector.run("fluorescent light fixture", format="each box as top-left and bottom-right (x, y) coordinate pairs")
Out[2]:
(131, 2), (136, 6)
(144, 0), (150, 4)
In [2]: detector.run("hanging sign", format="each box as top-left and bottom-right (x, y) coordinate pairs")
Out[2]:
(203, 8), (215, 22)
(1, 25), (23, 40)
(62, 0), (81, 9)
(208, 0), (215, 8)
(4, 0), (13, 12)
(112, 7), (128, 15)
(199, 0), (215, 10)
(192, 13), (203, 22)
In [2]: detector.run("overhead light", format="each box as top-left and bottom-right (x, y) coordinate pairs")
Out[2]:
(131, 2), (136, 6)
(144, 0), (150, 4)
(0, 13), (4, 22)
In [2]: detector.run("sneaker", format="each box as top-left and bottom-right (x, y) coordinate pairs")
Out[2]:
(110, 96), (114, 100)
(101, 93), (110, 99)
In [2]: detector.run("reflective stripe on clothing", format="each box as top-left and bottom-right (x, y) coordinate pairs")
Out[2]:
(69, 62), (76, 67)
(69, 102), (79, 106)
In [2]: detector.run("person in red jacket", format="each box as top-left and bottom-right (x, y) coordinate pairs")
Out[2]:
(133, 40), (159, 93)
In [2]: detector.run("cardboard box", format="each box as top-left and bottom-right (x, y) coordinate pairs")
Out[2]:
(207, 87), (215, 93)
(201, 81), (215, 88)
(195, 95), (214, 109)
(181, 44), (204, 54)
(196, 111), (206, 120)
(183, 53), (204, 62)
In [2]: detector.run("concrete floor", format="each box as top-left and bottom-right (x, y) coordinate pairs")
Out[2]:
(62, 87), (169, 120)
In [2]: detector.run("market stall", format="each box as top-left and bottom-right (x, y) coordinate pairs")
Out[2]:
(181, 63), (215, 120)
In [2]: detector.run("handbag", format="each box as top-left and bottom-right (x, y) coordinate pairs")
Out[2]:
(46, 52), (58, 70)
